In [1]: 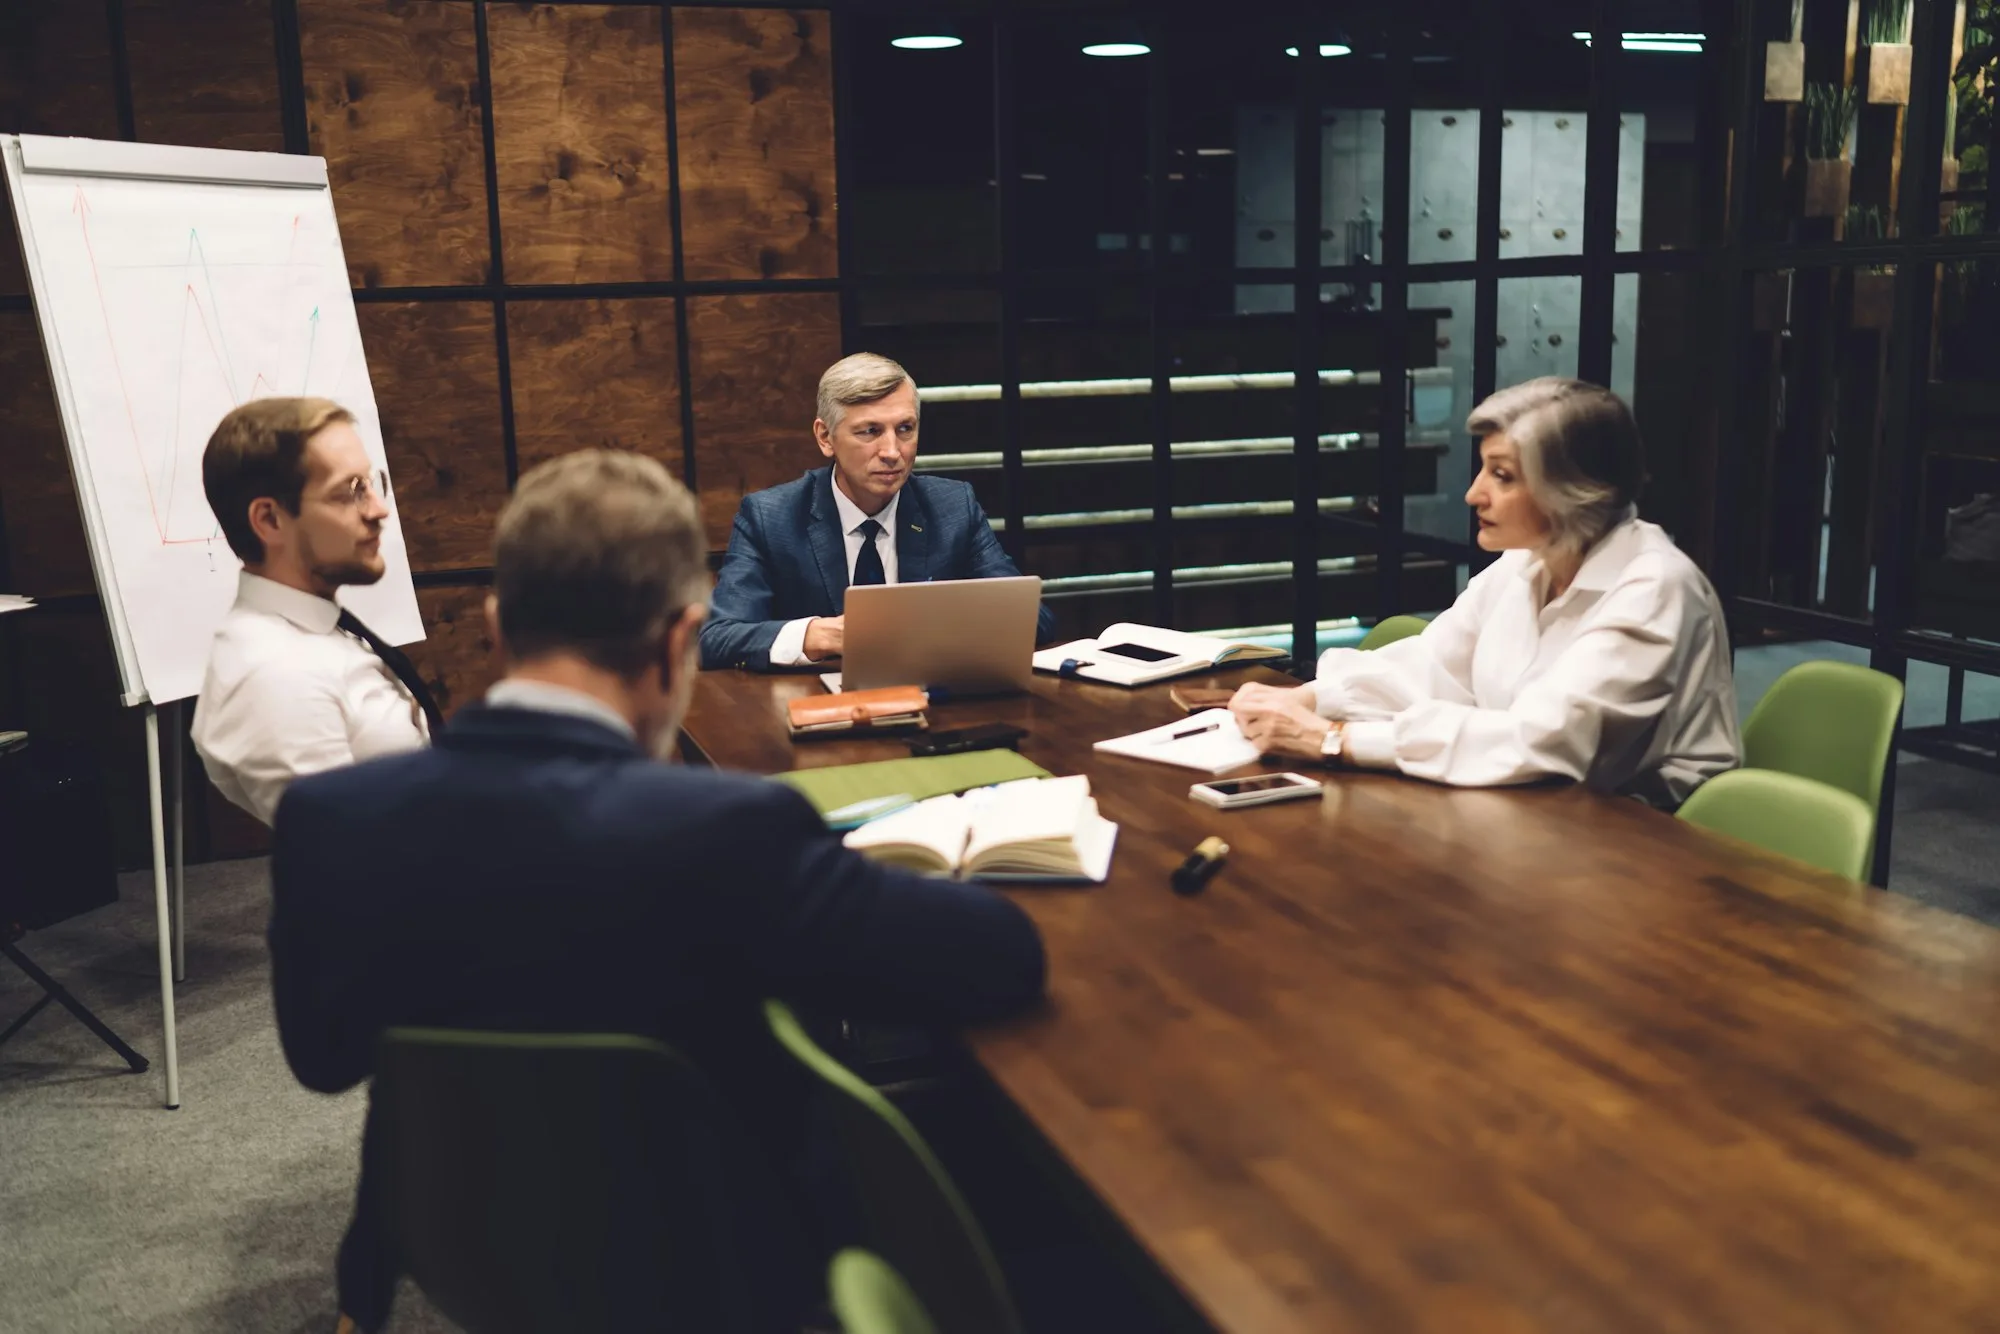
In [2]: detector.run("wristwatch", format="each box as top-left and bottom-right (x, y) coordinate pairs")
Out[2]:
(1319, 720), (1345, 765)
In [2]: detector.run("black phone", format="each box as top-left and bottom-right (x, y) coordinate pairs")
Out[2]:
(907, 723), (1027, 756)
(1099, 642), (1178, 663)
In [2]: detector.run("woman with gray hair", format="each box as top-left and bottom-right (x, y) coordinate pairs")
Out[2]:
(1231, 377), (1739, 806)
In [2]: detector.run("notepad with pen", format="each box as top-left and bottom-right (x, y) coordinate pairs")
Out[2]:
(1091, 709), (1264, 775)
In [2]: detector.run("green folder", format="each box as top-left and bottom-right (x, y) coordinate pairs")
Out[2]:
(774, 750), (1053, 820)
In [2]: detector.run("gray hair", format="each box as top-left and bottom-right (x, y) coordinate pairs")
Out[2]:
(494, 450), (709, 679)
(1466, 377), (1644, 556)
(815, 352), (919, 431)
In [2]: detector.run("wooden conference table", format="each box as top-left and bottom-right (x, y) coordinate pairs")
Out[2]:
(684, 666), (2000, 1333)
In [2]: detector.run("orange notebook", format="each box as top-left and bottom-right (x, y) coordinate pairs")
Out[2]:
(787, 685), (929, 737)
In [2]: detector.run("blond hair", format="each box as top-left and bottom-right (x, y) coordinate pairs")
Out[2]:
(493, 451), (709, 677)
(202, 397), (355, 563)
(1466, 378), (1645, 556)
(815, 352), (919, 431)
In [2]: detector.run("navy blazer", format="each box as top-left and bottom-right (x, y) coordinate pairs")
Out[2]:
(700, 466), (1056, 670)
(269, 704), (1045, 1329)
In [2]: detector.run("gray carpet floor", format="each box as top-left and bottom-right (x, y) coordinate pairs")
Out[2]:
(4, 744), (1997, 1332)
(0, 856), (452, 1334)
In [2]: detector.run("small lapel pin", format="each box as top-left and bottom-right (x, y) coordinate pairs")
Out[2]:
(909, 523), (923, 533)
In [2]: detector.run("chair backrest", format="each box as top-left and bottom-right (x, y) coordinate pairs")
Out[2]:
(1676, 768), (1876, 882)
(373, 1028), (792, 1334)
(1359, 614), (1428, 651)
(764, 1000), (1023, 1334)
(829, 1249), (940, 1334)
(1741, 660), (1904, 817)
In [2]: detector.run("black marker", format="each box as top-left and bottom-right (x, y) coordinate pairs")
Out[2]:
(1171, 836), (1229, 895)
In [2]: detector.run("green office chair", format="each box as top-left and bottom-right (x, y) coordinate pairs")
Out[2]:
(1741, 660), (1904, 829)
(372, 1028), (798, 1334)
(1677, 768), (1875, 882)
(829, 1250), (940, 1334)
(765, 1000), (1023, 1334)
(1359, 614), (1428, 651)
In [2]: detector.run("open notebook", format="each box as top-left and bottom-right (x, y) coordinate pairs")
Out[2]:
(1032, 623), (1283, 687)
(842, 775), (1118, 883)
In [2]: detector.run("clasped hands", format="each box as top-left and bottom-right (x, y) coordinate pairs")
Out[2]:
(1229, 680), (1344, 765)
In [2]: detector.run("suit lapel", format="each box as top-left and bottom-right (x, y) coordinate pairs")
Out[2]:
(806, 469), (849, 610)
(896, 482), (931, 584)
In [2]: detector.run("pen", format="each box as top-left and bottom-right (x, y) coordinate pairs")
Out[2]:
(1168, 720), (1221, 741)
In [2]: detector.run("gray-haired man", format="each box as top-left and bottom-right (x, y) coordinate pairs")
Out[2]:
(698, 351), (1055, 670)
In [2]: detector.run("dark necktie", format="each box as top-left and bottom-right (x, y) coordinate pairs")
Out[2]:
(337, 608), (446, 735)
(850, 518), (887, 588)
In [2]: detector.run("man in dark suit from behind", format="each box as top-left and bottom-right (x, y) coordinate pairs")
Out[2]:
(699, 351), (1057, 670)
(269, 450), (1047, 1333)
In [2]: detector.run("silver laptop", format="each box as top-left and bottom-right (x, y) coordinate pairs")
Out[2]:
(839, 576), (1041, 695)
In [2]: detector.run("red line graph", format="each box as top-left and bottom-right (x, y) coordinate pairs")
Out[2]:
(74, 187), (305, 547)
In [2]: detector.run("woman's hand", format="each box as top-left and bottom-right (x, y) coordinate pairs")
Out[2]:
(1230, 684), (1335, 763)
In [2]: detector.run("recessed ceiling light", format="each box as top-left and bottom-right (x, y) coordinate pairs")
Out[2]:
(1082, 42), (1150, 57)
(891, 34), (963, 50)
(1284, 43), (1354, 57)
(1194, 147), (1235, 156)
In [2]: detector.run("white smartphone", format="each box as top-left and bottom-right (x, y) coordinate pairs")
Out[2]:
(1189, 772), (1323, 809)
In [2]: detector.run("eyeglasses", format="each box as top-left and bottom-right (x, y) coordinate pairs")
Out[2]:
(329, 469), (393, 510)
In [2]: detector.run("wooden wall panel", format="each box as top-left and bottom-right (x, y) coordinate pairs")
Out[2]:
(404, 583), (499, 718)
(488, 4), (673, 284)
(125, 0), (284, 153)
(357, 302), (507, 571)
(0, 1), (121, 296)
(507, 299), (682, 480)
(300, 0), (491, 288)
(0, 313), (94, 596)
(685, 292), (841, 544)
(672, 7), (837, 282)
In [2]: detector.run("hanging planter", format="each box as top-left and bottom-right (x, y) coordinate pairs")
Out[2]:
(1764, 41), (1806, 102)
(1861, 0), (1911, 105)
(1802, 83), (1859, 219)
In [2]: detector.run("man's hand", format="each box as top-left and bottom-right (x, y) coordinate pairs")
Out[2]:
(1230, 685), (1334, 763)
(803, 616), (845, 661)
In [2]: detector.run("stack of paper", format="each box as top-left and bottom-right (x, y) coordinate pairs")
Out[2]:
(1092, 709), (1263, 775)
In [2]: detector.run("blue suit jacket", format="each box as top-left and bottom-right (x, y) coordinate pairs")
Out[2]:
(700, 466), (1056, 670)
(269, 704), (1045, 1328)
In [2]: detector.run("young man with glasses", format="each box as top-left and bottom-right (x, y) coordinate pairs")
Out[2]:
(192, 397), (441, 826)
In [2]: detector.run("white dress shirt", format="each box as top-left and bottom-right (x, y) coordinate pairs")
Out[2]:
(192, 572), (430, 826)
(1314, 516), (1740, 805)
(768, 476), (903, 666)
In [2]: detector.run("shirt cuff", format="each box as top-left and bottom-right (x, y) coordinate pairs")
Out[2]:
(1313, 676), (1347, 717)
(769, 617), (815, 667)
(1340, 720), (1398, 770)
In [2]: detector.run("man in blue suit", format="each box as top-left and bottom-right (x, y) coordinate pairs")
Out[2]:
(700, 351), (1056, 670)
(270, 450), (1046, 1333)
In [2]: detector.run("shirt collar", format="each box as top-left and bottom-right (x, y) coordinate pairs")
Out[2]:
(1518, 509), (1643, 595)
(235, 570), (341, 634)
(484, 678), (638, 740)
(829, 471), (900, 538)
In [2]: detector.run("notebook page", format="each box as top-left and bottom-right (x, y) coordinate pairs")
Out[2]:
(843, 793), (973, 874)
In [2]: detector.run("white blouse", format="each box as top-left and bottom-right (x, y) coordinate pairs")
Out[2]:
(1317, 517), (1741, 805)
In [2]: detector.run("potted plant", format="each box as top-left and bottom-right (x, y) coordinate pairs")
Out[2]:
(1803, 83), (1858, 218)
(1765, 0), (1805, 101)
(1861, 0), (1912, 105)
(1843, 205), (1895, 329)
